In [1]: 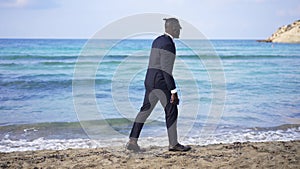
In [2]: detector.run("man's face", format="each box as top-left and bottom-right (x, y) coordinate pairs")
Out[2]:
(172, 23), (182, 38)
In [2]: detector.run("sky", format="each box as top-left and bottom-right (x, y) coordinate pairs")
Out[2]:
(0, 0), (299, 39)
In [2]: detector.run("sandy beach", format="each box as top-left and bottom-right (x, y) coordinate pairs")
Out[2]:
(0, 140), (299, 169)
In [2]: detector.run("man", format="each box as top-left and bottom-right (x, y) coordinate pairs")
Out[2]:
(126, 18), (191, 152)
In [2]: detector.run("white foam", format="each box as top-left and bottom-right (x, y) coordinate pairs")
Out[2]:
(183, 126), (300, 146)
(0, 138), (126, 153)
(1, 127), (299, 152)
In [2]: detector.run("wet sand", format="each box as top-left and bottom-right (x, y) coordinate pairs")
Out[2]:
(0, 140), (299, 169)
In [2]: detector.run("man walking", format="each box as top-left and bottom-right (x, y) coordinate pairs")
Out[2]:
(126, 18), (191, 152)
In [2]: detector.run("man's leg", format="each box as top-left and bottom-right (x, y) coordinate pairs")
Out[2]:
(165, 100), (179, 146)
(155, 90), (178, 146)
(129, 89), (158, 140)
(155, 89), (190, 151)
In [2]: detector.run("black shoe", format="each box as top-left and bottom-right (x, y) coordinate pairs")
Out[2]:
(126, 142), (141, 152)
(169, 143), (191, 152)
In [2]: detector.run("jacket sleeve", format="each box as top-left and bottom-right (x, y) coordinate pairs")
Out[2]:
(160, 44), (176, 91)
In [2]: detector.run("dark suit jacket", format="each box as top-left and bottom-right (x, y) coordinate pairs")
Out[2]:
(144, 35), (176, 91)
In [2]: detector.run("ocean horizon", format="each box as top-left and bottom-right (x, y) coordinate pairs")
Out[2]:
(0, 38), (299, 152)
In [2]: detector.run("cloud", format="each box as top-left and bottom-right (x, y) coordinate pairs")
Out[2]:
(0, 0), (59, 9)
(0, 0), (28, 8)
(276, 5), (300, 17)
(163, 0), (184, 5)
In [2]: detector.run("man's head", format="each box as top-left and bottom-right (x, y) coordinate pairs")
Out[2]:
(164, 18), (182, 39)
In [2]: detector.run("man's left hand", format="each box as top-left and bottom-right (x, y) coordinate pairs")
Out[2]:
(170, 93), (179, 105)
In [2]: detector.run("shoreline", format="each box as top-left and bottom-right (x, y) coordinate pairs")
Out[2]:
(1, 140), (299, 168)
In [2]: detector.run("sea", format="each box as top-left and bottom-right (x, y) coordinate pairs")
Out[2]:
(0, 38), (300, 152)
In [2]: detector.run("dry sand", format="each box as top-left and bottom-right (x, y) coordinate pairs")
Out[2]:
(0, 140), (299, 169)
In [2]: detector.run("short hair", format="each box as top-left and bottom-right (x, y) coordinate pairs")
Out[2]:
(163, 18), (181, 29)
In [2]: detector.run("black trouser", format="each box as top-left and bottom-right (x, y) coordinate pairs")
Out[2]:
(129, 88), (178, 146)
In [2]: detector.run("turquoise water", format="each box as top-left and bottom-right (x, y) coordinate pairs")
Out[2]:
(0, 39), (300, 152)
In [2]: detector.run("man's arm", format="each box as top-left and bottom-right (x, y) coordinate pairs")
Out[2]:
(160, 44), (179, 105)
(160, 44), (176, 91)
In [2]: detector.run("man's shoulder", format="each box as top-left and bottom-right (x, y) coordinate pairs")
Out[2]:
(152, 35), (173, 47)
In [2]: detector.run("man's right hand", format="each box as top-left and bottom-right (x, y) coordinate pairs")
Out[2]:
(170, 93), (179, 105)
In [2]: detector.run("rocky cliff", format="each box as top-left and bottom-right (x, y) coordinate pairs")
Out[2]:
(260, 20), (300, 43)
